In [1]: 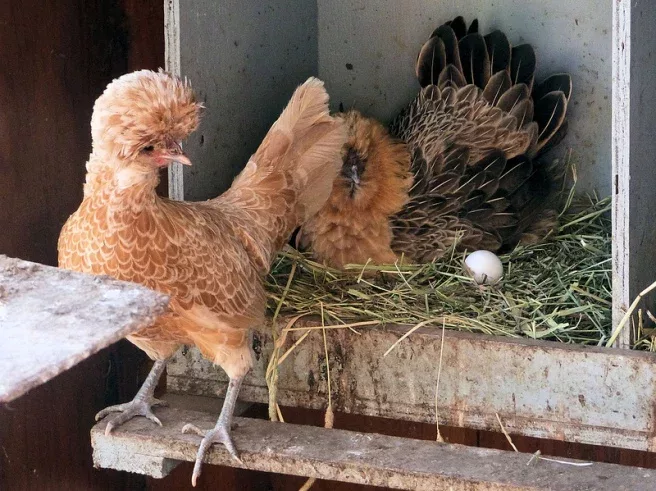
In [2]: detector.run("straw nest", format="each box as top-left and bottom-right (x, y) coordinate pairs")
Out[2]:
(265, 193), (656, 351)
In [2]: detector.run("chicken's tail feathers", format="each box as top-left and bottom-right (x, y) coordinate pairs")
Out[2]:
(217, 77), (346, 268)
(270, 77), (346, 220)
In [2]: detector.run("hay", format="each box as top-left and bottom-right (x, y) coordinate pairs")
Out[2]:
(265, 195), (617, 348)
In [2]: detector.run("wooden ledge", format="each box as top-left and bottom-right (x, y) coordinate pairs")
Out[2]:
(0, 255), (169, 403)
(91, 400), (655, 490)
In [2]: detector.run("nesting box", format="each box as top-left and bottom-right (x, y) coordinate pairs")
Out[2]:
(160, 0), (656, 459)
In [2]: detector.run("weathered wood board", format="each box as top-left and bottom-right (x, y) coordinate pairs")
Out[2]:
(611, 0), (656, 347)
(0, 255), (169, 403)
(168, 320), (656, 451)
(91, 402), (656, 489)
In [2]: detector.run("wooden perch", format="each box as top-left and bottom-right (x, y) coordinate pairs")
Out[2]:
(91, 399), (656, 490)
(0, 255), (169, 403)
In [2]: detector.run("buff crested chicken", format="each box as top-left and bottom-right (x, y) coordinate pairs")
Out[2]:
(297, 109), (413, 268)
(58, 70), (345, 485)
(301, 16), (571, 267)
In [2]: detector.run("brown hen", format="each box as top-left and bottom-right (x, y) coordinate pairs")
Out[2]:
(58, 70), (345, 485)
(298, 110), (413, 269)
(302, 16), (570, 267)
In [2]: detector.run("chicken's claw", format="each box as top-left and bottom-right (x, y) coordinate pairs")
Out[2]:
(95, 359), (170, 435)
(182, 422), (243, 487)
(96, 397), (168, 435)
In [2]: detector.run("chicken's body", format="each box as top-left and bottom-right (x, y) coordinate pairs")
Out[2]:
(58, 70), (345, 485)
(298, 110), (413, 269)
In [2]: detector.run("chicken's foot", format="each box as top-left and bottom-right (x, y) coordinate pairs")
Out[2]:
(182, 375), (244, 486)
(96, 358), (169, 435)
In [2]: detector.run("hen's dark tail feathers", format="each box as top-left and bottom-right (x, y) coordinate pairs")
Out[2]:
(415, 16), (571, 158)
(414, 16), (571, 249)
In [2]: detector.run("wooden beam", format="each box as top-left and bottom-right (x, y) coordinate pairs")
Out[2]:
(0, 255), (168, 403)
(91, 403), (656, 490)
(168, 319), (656, 452)
(612, 0), (656, 347)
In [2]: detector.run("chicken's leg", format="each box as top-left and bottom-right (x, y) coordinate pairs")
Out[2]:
(96, 358), (169, 435)
(182, 375), (244, 486)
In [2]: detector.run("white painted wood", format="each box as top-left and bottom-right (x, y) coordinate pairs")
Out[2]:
(165, 0), (184, 201)
(611, 0), (656, 348)
(0, 256), (169, 403)
(612, 0), (631, 347)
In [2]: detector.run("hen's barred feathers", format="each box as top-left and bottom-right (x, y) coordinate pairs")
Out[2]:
(301, 16), (571, 267)
(389, 16), (570, 263)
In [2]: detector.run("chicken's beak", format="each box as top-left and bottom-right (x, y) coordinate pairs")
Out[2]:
(157, 143), (192, 167)
(159, 152), (192, 166)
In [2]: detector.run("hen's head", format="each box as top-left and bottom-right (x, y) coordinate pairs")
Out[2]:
(332, 110), (412, 214)
(90, 69), (201, 169)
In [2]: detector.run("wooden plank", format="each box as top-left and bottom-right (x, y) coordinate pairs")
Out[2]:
(0, 1), (163, 488)
(91, 403), (656, 490)
(612, 0), (656, 347)
(0, 255), (169, 403)
(167, 320), (656, 451)
(164, 0), (184, 202)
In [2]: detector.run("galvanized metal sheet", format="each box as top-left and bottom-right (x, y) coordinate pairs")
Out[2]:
(168, 321), (656, 451)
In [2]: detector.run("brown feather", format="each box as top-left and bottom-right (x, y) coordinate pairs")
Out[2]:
(458, 33), (491, 89)
(510, 44), (537, 90)
(298, 110), (413, 269)
(484, 30), (511, 75)
(59, 72), (345, 378)
(416, 36), (447, 87)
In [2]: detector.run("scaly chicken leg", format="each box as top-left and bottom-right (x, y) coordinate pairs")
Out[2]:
(96, 358), (169, 434)
(182, 376), (244, 485)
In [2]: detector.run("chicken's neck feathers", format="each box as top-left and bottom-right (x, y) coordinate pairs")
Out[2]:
(84, 154), (161, 210)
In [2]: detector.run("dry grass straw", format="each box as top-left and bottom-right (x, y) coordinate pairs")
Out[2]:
(298, 305), (335, 491)
(266, 194), (615, 348)
(495, 414), (593, 467)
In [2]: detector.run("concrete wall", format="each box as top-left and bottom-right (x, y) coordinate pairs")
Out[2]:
(169, 0), (318, 200)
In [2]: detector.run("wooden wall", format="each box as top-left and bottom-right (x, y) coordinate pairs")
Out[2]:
(1, 1), (654, 490)
(0, 1), (162, 489)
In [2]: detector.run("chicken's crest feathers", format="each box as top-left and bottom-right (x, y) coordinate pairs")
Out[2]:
(90, 69), (202, 160)
(297, 109), (413, 269)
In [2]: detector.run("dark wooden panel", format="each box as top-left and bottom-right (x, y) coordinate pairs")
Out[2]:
(0, 342), (147, 491)
(0, 0), (129, 265)
(0, 0), (163, 489)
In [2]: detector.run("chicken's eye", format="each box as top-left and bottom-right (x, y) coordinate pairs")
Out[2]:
(142, 145), (155, 153)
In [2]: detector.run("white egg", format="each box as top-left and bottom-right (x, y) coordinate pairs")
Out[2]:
(464, 250), (503, 285)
